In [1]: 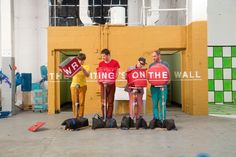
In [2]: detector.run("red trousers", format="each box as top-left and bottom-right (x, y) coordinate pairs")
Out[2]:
(100, 83), (115, 118)
(128, 92), (143, 119)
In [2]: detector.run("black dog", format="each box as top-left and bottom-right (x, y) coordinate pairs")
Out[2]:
(61, 117), (89, 130)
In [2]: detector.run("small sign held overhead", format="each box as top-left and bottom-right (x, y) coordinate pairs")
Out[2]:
(59, 57), (81, 78)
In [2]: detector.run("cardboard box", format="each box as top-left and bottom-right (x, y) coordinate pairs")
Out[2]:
(22, 92), (32, 105)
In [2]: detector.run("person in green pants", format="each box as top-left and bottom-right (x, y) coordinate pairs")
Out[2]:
(149, 50), (170, 120)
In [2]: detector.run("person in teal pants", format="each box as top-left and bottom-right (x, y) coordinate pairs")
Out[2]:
(150, 86), (168, 120)
(149, 50), (170, 120)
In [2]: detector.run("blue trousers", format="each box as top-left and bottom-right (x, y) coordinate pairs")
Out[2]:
(150, 86), (168, 120)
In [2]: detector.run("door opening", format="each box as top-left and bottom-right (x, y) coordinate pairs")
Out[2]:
(161, 50), (182, 108)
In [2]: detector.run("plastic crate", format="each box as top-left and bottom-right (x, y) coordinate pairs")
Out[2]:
(33, 89), (48, 97)
(32, 83), (41, 90)
(33, 96), (48, 104)
(33, 104), (48, 112)
(0, 111), (10, 118)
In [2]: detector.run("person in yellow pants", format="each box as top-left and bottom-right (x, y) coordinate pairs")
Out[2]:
(70, 53), (90, 118)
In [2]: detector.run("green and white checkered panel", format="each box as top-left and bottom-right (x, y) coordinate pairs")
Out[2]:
(208, 46), (236, 103)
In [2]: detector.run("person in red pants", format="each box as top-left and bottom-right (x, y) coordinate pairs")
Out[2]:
(98, 49), (120, 118)
(125, 57), (147, 120)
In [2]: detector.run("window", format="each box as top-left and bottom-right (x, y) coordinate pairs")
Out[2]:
(49, 0), (128, 26)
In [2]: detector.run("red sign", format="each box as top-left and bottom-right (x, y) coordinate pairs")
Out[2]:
(126, 68), (147, 87)
(147, 63), (170, 86)
(28, 121), (45, 132)
(97, 67), (117, 83)
(59, 57), (81, 78)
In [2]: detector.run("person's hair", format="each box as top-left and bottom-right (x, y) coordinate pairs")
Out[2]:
(154, 49), (161, 55)
(101, 48), (110, 55)
(78, 53), (86, 61)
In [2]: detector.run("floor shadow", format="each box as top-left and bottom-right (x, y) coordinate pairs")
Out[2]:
(37, 127), (50, 132)
(61, 101), (72, 112)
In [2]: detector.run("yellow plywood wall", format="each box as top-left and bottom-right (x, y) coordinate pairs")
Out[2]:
(48, 23), (208, 115)
(48, 27), (102, 114)
(182, 21), (208, 115)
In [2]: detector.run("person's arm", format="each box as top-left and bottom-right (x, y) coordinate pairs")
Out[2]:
(82, 67), (90, 77)
(81, 65), (90, 77)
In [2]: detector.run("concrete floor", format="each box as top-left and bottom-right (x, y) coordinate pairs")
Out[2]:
(0, 108), (236, 157)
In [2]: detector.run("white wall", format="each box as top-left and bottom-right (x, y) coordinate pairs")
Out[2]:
(14, 0), (48, 82)
(208, 0), (236, 45)
(128, 0), (186, 26)
(155, 0), (186, 25)
(176, 0), (186, 25)
(187, 0), (207, 24)
(37, 0), (49, 67)
(130, 0), (236, 44)
(128, 0), (142, 25)
(158, 0), (177, 25)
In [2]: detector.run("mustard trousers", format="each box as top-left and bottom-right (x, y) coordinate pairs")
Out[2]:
(70, 85), (87, 118)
